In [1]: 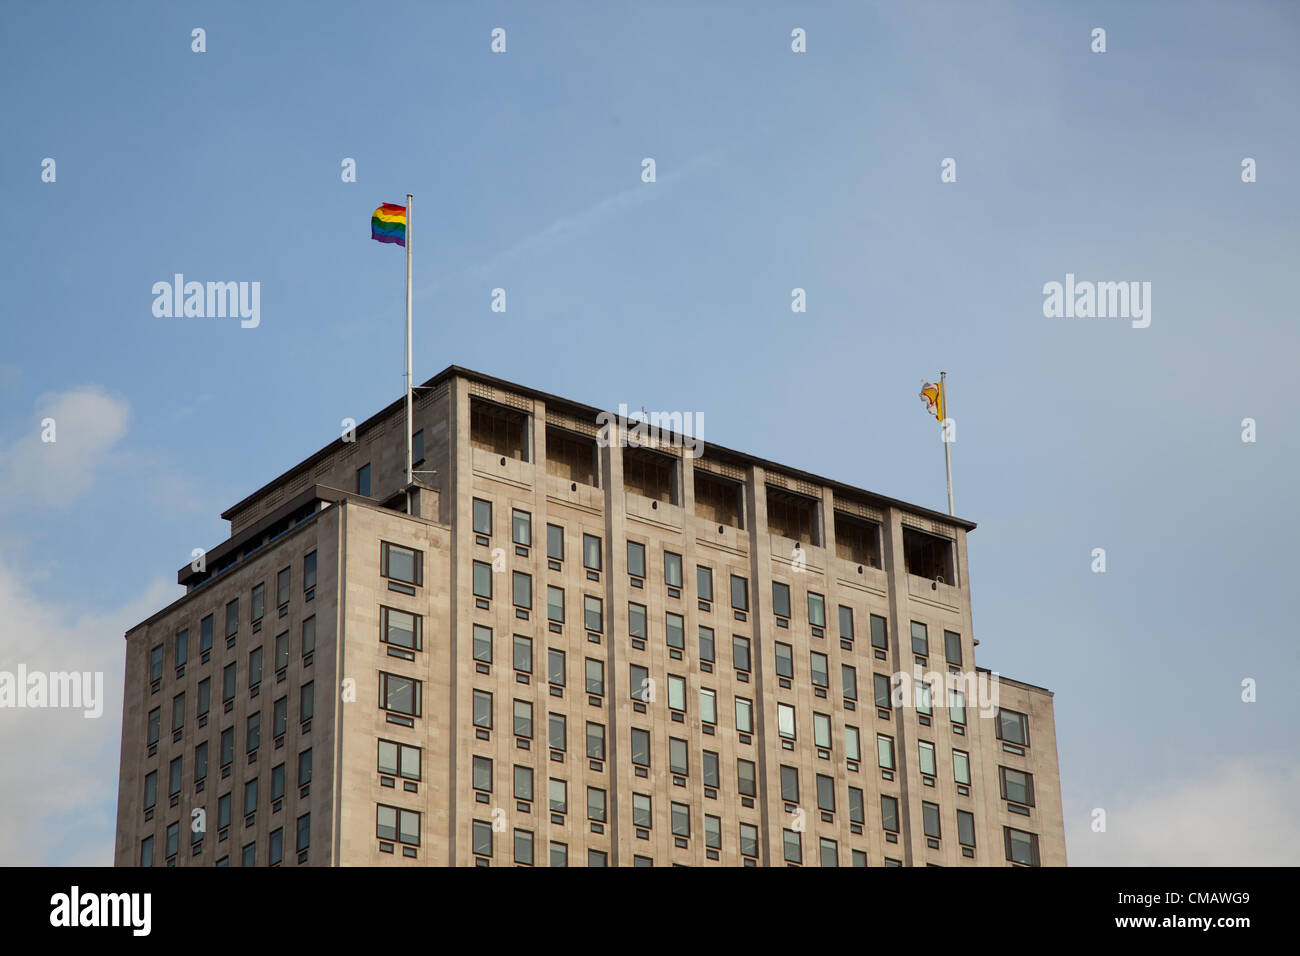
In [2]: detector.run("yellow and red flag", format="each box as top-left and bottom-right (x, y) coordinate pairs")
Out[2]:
(920, 379), (945, 421)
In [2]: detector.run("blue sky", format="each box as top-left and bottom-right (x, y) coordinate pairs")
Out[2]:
(1, 1), (1297, 864)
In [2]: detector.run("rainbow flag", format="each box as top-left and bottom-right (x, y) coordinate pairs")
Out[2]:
(371, 202), (407, 246)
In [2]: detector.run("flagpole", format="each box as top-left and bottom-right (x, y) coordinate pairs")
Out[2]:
(941, 371), (953, 515)
(403, 195), (413, 494)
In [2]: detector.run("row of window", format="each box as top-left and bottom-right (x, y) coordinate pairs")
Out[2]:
(140, 812), (310, 867)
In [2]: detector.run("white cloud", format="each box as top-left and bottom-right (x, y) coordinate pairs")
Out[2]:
(0, 386), (130, 509)
(1067, 756), (1300, 865)
(0, 559), (174, 865)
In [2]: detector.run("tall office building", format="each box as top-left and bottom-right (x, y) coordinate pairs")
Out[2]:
(114, 366), (1066, 867)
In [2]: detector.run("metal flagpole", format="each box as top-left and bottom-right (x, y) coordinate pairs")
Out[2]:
(403, 195), (413, 494)
(941, 371), (953, 515)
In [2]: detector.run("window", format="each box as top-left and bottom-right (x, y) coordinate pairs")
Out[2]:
(298, 748), (312, 787)
(697, 565), (713, 602)
(848, 786), (865, 824)
(412, 428), (424, 466)
(950, 689), (967, 726)
(740, 823), (759, 859)
(547, 586), (564, 623)
(473, 498), (492, 536)
(197, 678), (210, 718)
(667, 674), (686, 712)
(877, 734), (895, 770)
(251, 584), (265, 624)
(200, 614), (213, 655)
(783, 829), (802, 864)
(870, 614), (888, 650)
(275, 631), (289, 671)
(512, 509), (531, 547)
(772, 581), (791, 619)
(919, 741), (937, 776)
(845, 725), (861, 762)
(957, 810), (977, 848)
(911, 621), (928, 656)
(813, 712), (831, 749)
(816, 774), (835, 812)
(218, 793), (231, 831)
(630, 664), (650, 702)
(665, 612), (684, 650)
(627, 541), (646, 579)
(512, 571), (532, 610)
(777, 703), (795, 739)
(513, 699), (533, 738)
(584, 595), (603, 633)
(219, 727), (233, 768)
(632, 793), (652, 828)
(628, 602), (647, 640)
(379, 672), (420, 717)
(1004, 827), (1040, 866)
(954, 750), (971, 786)
(807, 592), (826, 628)
(147, 707), (160, 747)
(698, 626), (715, 662)
(550, 713), (567, 751)
(246, 712), (261, 752)
(732, 635), (751, 672)
(585, 658), (604, 696)
(767, 487), (820, 545)
(172, 692), (185, 732)
(945, 630), (962, 665)
(470, 398), (529, 460)
(472, 755), (493, 792)
(143, 770), (157, 810)
(356, 463), (371, 496)
(917, 681), (933, 718)
(549, 778), (567, 814)
(547, 649), (565, 686)
(277, 567), (290, 610)
(473, 624), (492, 664)
(702, 751), (719, 788)
(705, 814), (721, 850)
(194, 742), (208, 782)
(631, 727), (651, 768)
(842, 665), (858, 701)
(225, 599), (238, 639)
(730, 575), (749, 612)
(839, 605), (854, 641)
(174, 630), (188, 670)
(513, 635), (532, 674)
(381, 542), (422, 586)
(775, 642), (793, 679)
(377, 804), (420, 846)
(669, 737), (688, 775)
(922, 801), (941, 839)
(302, 617), (315, 657)
(664, 551), (683, 588)
(582, 534), (602, 571)
(903, 527), (954, 583)
(164, 822), (178, 859)
(671, 801), (690, 837)
(381, 606), (422, 651)
(514, 765), (534, 802)
(303, 551), (317, 591)
(269, 828), (283, 865)
(997, 708), (1030, 746)
(473, 819), (493, 857)
(473, 689), (492, 729)
(810, 651), (829, 689)
(737, 759), (756, 797)
(244, 777), (258, 816)
(736, 697), (754, 734)
(472, 561), (492, 599)
(140, 835), (153, 867)
(546, 524), (564, 562)
(222, 662), (236, 703)
(699, 688), (717, 725)
(835, 511), (882, 567)
(149, 643), (164, 683)
(587, 787), (607, 823)
(1000, 766), (1036, 806)
(585, 721), (604, 760)
(819, 837), (838, 867)
(874, 673), (892, 709)
(780, 765), (799, 803)
(881, 794), (900, 833)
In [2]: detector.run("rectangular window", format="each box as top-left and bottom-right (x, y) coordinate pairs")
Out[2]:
(513, 764), (534, 802)
(732, 635), (751, 672)
(381, 542), (423, 586)
(783, 829), (802, 864)
(473, 498), (492, 536)
(702, 751), (719, 788)
(842, 665), (858, 701)
(627, 541), (646, 578)
(730, 575), (748, 612)
(997, 708), (1030, 746)
(845, 725), (861, 762)
(698, 626), (715, 662)
(630, 664), (649, 702)
(356, 463), (371, 496)
(171, 691), (185, 732)
(950, 689), (967, 725)
(246, 711), (261, 752)
(547, 649), (565, 686)
(585, 658), (604, 696)
(194, 742), (208, 782)
(473, 624), (492, 664)
(814, 712), (831, 749)
(200, 614), (213, 655)
(168, 756), (183, 797)
(669, 737), (688, 776)
(222, 662), (236, 703)
(870, 614), (888, 650)
(174, 630), (188, 669)
(777, 702), (795, 739)
(512, 571), (532, 610)
(379, 672), (421, 717)
(917, 681), (933, 717)
(775, 642), (793, 679)
(149, 643), (164, 682)
(583, 534), (602, 571)
(273, 696), (287, 737)
(664, 551), (683, 588)
(910, 620), (928, 656)
(699, 688), (717, 725)
(587, 787), (607, 823)
(919, 740), (937, 776)
(512, 509), (531, 547)
(377, 739), (421, 780)
(147, 707), (160, 746)
(667, 674), (686, 712)
(218, 793), (231, 830)
(1000, 766), (1036, 806)
(705, 814), (721, 850)
(810, 651), (829, 688)
(473, 819), (493, 857)
(302, 616), (315, 657)
(881, 794), (899, 832)
(848, 786), (865, 824)
(922, 801), (941, 839)
(547, 585), (564, 623)
(807, 592), (826, 628)
(197, 678), (210, 717)
(628, 602), (647, 639)
(275, 631), (289, 671)
(820, 838), (838, 868)
(585, 721), (604, 760)
(816, 773), (835, 812)
(473, 755), (493, 792)
(251, 584), (265, 623)
(772, 581), (791, 618)
(513, 699), (533, 738)
(549, 713), (567, 751)
(696, 565), (713, 603)
(472, 561), (492, 599)
(546, 524), (564, 561)
(412, 428), (424, 465)
(225, 599), (239, 639)
(671, 801), (690, 837)
(377, 804), (420, 846)
(513, 634), (533, 674)
(244, 777), (258, 816)
(839, 605), (854, 641)
(271, 763), (285, 801)
(633, 793), (652, 828)
(877, 734), (895, 770)
(549, 778), (567, 814)
(665, 612), (684, 650)
(277, 567), (290, 609)
(303, 551), (317, 591)
(944, 630), (962, 665)
(381, 606), (422, 651)
(1005, 827), (1040, 866)
(740, 823), (759, 859)
(248, 647), (263, 688)
(954, 750), (971, 786)
(736, 696), (754, 734)
(957, 810), (976, 848)
(300, 681), (314, 722)
(473, 689), (492, 729)
(219, 727), (233, 768)
(780, 765), (799, 803)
